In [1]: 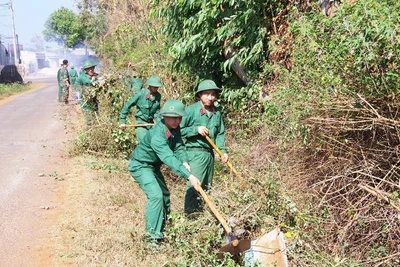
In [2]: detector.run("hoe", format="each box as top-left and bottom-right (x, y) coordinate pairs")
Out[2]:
(196, 186), (251, 257)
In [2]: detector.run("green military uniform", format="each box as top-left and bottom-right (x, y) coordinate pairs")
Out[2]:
(57, 66), (62, 102)
(119, 75), (162, 141)
(122, 71), (132, 88)
(122, 71), (143, 94)
(129, 71), (143, 94)
(69, 66), (78, 88)
(180, 80), (227, 214)
(128, 100), (190, 241)
(59, 65), (70, 104)
(130, 77), (143, 94)
(75, 60), (100, 126)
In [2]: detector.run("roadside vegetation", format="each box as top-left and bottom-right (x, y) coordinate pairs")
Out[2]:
(52, 0), (400, 266)
(0, 82), (36, 100)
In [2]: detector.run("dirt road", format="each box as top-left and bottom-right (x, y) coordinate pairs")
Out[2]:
(0, 78), (69, 266)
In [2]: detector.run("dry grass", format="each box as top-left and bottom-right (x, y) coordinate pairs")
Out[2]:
(281, 93), (400, 265)
(223, 91), (400, 266)
(54, 156), (160, 266)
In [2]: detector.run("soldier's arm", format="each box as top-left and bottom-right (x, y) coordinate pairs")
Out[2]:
(119, 92), (141, 124)
(151, 134), (191, 179)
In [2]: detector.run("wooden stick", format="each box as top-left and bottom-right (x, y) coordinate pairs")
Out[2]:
(196, 186), (239, 247)
(358, 184), (400, 211)
(125, 123), (155, 127)
(205, 135), (249, 188)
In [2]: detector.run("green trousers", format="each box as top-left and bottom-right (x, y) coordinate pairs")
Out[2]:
(58, 84), (62, 102)
(80, 100), (98, 127)
(61, 86), (69, 103)
(184, 150), (214, 214)
(129, 160), (170, 240)
(70, 78), (76, 89)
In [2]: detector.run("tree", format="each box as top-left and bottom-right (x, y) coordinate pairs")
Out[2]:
(43, 7), (85, 48)
(76, 8), (107, 52)
(154, 0), (290, 85)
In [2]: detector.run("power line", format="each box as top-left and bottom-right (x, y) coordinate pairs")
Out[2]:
(0, 34), (14, 39)
(0, 7), (10, 16)
(0, 3), (10, 31)
(0, 21), (10, 28)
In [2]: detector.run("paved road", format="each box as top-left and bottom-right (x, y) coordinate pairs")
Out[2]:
(0, 78), (68, 266)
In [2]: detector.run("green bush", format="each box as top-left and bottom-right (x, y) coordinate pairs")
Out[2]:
(154, 0), (290, 82)
(0, 82), (32, 99)
(262, 0), (400, 141)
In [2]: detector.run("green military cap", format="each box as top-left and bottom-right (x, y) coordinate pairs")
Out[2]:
(195, 79), (221, 95)
(83, 60), (96, 69)
(160, 99), (187, 117)
(146, 75), (163, 87)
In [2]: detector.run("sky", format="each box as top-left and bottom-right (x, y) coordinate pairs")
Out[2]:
(0, 0), (76, 50)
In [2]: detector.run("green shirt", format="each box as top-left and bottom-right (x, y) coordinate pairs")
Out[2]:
(59, 67), (69, 87)
(120, 89), (161, 124)
(180, 101), (227, 154)
(130, 77), (143, 92)
(57, 68), (61, 84)
(122, 77), (131, 87)
(69, 69), (78, 80)
(128, 120), (191, 179)
(75, 71), (100, 111)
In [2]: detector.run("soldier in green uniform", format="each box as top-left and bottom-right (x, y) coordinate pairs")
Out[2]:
(128, 99), (201, 243)
(122, 71), (132, 89)
(130, 71), (143, 94)
(75, 59), (102, 126)
(57, 63), (63, 102)
(68, 66), (78, 88)
(121, 71), (143, 95)
(79, 67), (85, 76)
(119, 75), (162, 141)
(59, 59), (70, 104)
(180, 80), (229, 215)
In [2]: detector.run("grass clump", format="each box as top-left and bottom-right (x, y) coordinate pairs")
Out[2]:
(0, 82), (35, 99)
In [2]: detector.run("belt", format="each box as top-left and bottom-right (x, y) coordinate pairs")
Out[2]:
(186, 147), (213, 153)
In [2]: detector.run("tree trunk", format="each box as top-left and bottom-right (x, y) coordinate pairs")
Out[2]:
(223, 40), (249, 85)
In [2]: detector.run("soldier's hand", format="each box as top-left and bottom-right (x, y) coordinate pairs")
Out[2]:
(197, 126), (209, 136)
(183, 162), (191, 172)
(221, 153), (229, 163)
(188, 175), (200, 190)
(119, 124), (127, 129)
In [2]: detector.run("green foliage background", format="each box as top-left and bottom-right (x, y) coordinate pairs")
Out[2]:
(153, 0), (290, 84)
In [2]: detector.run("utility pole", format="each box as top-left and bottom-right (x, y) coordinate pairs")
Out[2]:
(10, 0), (18, 65)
